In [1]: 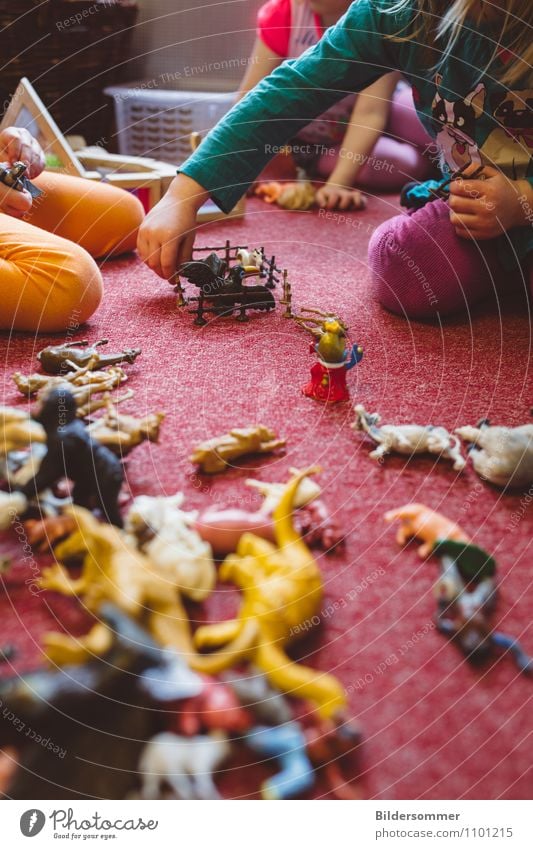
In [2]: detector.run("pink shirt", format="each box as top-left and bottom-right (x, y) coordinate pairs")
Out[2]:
(257, 0), (356, 146)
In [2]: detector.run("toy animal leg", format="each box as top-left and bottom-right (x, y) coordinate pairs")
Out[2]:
(192, 774), (222, 800)
(395, 522), (414, 546)
(191, 618), (258, 675)
(141, 773), (162, 800)
(43, 623), (113, 665)
(194, 619), (241, 650)
(166, 774), (196, 800)
(455, 426), (482, 445)
(39, 563), (86, 596)
(149, 604), (195, 656)
(98, 476), (124, 528)
(368, 443), (390, 461)
(255, 643), (346, 719)
(245, 723), (314, 800)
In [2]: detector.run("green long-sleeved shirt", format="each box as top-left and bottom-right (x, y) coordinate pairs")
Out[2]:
(181, 0), (533, 268)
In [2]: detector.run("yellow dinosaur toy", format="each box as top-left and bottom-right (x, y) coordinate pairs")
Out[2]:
(39, 505), (197, 664)
(191, 468), (346, 719)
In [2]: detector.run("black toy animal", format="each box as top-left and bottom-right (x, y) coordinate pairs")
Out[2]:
(179, 252), (275, 325)
(0, 161), (42, 199)
(0, 605), (192, 800)
(18, 388), (124, 526)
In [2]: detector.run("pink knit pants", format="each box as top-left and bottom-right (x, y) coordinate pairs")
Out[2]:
(368, 199), (532, 319)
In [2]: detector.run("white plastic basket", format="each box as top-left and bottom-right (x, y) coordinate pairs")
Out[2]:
(105, 84), (236, 164)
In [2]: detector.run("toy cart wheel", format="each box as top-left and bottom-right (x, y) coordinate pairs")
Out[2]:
(236, 306), (249, 322)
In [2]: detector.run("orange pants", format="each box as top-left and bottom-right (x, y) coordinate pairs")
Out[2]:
(0, 172), (144, 333)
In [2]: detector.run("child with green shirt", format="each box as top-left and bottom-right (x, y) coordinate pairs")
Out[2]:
(138, 0), (533, 319)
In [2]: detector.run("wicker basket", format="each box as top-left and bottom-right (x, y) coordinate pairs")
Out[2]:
(0, 0), (138, 144)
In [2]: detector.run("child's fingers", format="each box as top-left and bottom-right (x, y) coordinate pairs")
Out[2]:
(449, 179), (484, 199)
(448, 193), (480, 214)
(160, 239), (181, 280)
(450, 210), (481, 234)
(0, 184), (32, 217)
(338, 193), (353, 210)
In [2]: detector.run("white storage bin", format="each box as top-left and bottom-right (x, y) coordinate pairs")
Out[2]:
(105, 84), (236, 164)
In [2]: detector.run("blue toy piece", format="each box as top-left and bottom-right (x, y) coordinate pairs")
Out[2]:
(245, 723), (314, 800)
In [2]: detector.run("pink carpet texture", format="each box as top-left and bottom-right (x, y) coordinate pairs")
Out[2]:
(1, 196), (532, 800)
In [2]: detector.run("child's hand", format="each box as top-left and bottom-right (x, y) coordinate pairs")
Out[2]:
(0, 175), (32, 218)
(448, 166), (526, 240)
(0, 127), (45, 178)
(137, 175), (209, 279)
(315, 184), (366, 211)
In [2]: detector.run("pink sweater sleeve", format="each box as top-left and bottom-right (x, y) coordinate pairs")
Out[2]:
(257, 0), (292, 58)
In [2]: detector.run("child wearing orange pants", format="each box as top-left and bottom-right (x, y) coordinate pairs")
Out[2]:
(0, 127), (144, 333)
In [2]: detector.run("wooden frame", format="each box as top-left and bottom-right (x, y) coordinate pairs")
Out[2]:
(0, 77), (246, 217)
(0, 77), (87, 177)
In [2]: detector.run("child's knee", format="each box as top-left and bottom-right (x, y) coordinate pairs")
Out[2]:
(19, 244), (102, 333)
(49, 245), (103, 330)
(368, 214), (437, 318)
(368, 207), (450, 319)
(107, 191), (145, 256)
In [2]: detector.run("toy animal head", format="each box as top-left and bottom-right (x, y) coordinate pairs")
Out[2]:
(121, 348), (142, 364)
(492, 89), (533, 135)
(33, 387), (77, 432)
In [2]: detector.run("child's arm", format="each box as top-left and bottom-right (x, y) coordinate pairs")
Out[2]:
(138, 0), (414, 278)
(237, 38), (283, 99)
(316, 72), (400, 210)
(449, 167), (533, 240)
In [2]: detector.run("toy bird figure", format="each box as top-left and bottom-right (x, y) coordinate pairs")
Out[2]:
(301, 318), (363, 404)
(179, 252), (275, 324)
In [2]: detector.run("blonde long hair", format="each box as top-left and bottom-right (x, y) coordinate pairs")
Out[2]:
(388, 0), (532, 87)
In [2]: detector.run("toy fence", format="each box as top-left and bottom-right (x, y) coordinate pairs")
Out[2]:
(105, 85), (236, 164)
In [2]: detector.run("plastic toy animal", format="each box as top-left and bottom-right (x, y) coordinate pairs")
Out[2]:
(245, 717), (362, 800)
(179, 251), (275, 325)
(456, 419), (533, 488)
(124, 492), (215, 602)
(24, 514), (77, 552)
(191, 426), (286, 474)
(40, 505), (205, 663)
(37, 339), (141, 374)
(0, 605), (200, 800)
(386, 505), (532, 673)
(0, 492), (27, 530)
(12, 362), (129, 419)
(0, 161), (42, 198)
(138, 731), (230, 800)
(0, 406), (45, 456)
(254, 175), (316, 210)
(16, 388), (124, 527)
(353, 405), (466, 470)
(190, 468), (346, 719)
(87, 397), (165, 455)
(195, 469), (343, 555)
(384, 502), (470, 558)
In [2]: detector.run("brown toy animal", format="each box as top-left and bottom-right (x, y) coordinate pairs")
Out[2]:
(37, 339), (141, 374)
(191, 426), (286, 474)
(24, 515), (77, 552)
(87, 397), (165, 455)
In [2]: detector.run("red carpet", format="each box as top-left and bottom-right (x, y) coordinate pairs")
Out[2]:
(1, 197), (532, 799)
